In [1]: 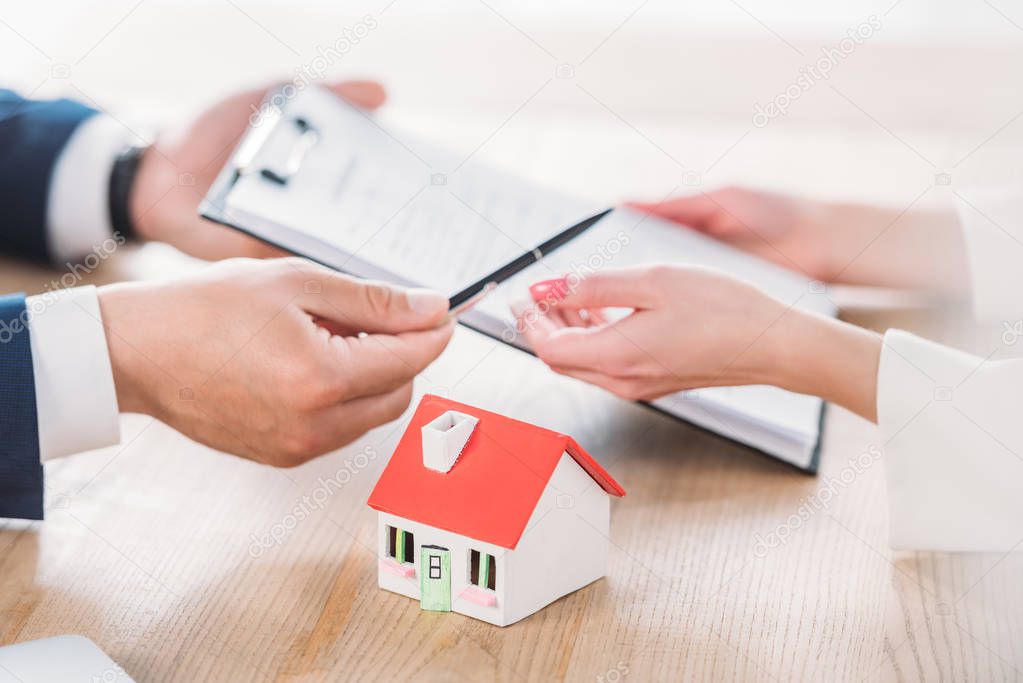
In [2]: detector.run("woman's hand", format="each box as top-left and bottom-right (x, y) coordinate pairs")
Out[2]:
(99, 257), (453, 466)
(513, 265), (882, 421)
(627, 186), (968, 292)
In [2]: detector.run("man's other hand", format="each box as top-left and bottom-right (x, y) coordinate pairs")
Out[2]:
(130, 80), (386, 260)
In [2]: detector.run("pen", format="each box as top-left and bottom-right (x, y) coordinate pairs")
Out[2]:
(447, 207), (613, 316)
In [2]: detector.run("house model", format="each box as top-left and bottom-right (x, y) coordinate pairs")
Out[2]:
(367, 395), (625, 627)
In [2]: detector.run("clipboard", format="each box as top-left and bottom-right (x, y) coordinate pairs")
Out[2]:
(200, 91), (610, 316)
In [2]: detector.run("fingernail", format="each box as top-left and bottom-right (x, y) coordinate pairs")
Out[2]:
(406, 288), (449, 316)
(529, 277), (569, 303)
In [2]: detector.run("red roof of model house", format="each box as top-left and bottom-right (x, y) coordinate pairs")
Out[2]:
(367, 395), (625, 550)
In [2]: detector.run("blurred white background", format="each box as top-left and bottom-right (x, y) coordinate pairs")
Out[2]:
(3, 0), (1022, 209)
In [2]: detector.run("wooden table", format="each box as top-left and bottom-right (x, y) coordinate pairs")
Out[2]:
(1, 252), (1020, 683)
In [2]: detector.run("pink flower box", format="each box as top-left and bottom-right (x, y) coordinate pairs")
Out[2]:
(459, 586), (497, 607)
(380, 558), (415, 578)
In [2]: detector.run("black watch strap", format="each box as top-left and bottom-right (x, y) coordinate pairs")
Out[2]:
(108, 144), (147, 241)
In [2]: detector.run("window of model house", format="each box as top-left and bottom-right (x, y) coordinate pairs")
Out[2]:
(387, 526), (415, 564)
(469, 549), (496, 590)
(428, 554), (442, 579)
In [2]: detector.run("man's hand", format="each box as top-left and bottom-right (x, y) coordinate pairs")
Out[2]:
(130, 80), (386, 260)
(98, 258), (453, 466)
(627, 186), (968, 292)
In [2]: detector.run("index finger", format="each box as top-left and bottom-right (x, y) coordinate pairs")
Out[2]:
(531, 267), (660, 311)
(329, 321), (454, 398)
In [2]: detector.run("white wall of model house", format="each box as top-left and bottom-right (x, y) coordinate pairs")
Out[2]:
(376, 452), (611, 627)
(504, 452), (610, 626)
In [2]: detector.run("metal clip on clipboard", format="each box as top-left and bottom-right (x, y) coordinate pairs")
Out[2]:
(201, 105), (320, 214)
(259, 117), (320, 186)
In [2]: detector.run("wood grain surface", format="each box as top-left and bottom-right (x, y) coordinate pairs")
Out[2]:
(1, 254), (1020, 682)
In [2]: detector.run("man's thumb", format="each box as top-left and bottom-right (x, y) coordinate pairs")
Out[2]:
(304, 272), (449, 333)
(351, 283), (448, 331)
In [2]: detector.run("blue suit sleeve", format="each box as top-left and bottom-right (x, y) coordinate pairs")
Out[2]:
(0, 293), (43, 520)
(0, 89), (98, 263)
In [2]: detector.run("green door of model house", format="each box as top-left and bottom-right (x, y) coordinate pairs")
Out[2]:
(420, 545), (451, 612)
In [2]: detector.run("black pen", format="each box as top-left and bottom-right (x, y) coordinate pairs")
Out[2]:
(448, 207), (613, 316)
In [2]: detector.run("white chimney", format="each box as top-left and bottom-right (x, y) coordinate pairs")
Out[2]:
(422, 410), (479, 473)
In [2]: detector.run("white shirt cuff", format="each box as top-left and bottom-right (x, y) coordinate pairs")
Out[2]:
(877, 329), (1023, 552)
(46, 115), (135, 263)
(955, 188), (1023, 321)
(26, 285), (121, 461)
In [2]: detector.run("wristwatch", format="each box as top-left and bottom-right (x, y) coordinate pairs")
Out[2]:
(108, 144), (148, 241)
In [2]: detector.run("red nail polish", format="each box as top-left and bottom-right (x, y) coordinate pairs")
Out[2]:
(529, 277), (570, 302)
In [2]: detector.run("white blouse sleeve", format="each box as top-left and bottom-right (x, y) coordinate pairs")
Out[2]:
(957, 189), (1023, 321)
(877, 329), (1023, 552)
